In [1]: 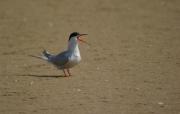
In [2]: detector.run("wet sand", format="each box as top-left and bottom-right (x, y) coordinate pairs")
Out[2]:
(0, 0), (180, 114)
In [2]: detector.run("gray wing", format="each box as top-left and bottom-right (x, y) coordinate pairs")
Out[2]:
(49, 51), (69, 67)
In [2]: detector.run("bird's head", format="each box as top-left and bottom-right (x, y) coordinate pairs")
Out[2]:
(68, 32), (88, 45)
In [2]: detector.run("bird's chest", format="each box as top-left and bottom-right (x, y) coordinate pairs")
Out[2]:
(66, 54), (81, 68)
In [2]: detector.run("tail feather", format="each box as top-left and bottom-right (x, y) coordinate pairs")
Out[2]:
(43, 50), (51, 59)
(28, 54), (48, 60)
(29, 49), (52, 61)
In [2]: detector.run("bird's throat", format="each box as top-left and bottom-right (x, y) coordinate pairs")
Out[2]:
(68, 39), (80, 57)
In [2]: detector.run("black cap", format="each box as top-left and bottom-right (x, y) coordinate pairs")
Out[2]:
(69, 32), (80, 41)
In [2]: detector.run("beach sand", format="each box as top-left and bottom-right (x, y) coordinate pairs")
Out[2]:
(0, 0), (180, 114)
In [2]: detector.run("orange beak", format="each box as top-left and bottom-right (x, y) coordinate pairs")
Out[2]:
(77, 34), (90, 45)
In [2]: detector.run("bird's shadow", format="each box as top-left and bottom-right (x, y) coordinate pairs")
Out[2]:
(17, 74), (67, 78)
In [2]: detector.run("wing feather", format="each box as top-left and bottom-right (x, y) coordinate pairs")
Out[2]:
(49, 51), (69, 68)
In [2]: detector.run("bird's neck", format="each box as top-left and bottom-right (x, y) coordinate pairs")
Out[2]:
(68, 39), (80, 56)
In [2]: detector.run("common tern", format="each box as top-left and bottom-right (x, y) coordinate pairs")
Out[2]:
(31, 32), (88, 76)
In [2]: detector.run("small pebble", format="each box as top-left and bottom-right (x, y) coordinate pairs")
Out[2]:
(77, 89), (81, 92)
(158, 102), (164, 105)
(105, 80), (109, 82)
(96, 67), (100, 70)
(30, 81), (34, 85)
(14, 80), (18, 82)
(135, 87), (140, 91)
(48, 22), (54, 27)
(158, 102), (165, 107)
(23, 17), (27, 22)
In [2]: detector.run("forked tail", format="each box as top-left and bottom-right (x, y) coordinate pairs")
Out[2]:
(29, 49), (52, 61)
(42, 49), (51, 59)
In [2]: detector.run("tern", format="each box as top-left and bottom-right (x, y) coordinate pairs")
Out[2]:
(31, 32), (88, 76)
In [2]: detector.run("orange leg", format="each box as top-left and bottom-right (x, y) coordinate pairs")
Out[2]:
(63, 69), (68, 77)
(67, 69), (72, 76)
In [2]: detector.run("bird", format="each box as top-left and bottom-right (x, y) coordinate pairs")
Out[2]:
(30, 32), (88, 76)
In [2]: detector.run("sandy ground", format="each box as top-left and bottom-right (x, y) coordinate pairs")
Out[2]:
(0, 0), (180, 114)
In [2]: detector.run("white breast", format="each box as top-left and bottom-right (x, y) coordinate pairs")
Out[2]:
(64, 36), (81, 68)
(65, 54), (81, 68)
